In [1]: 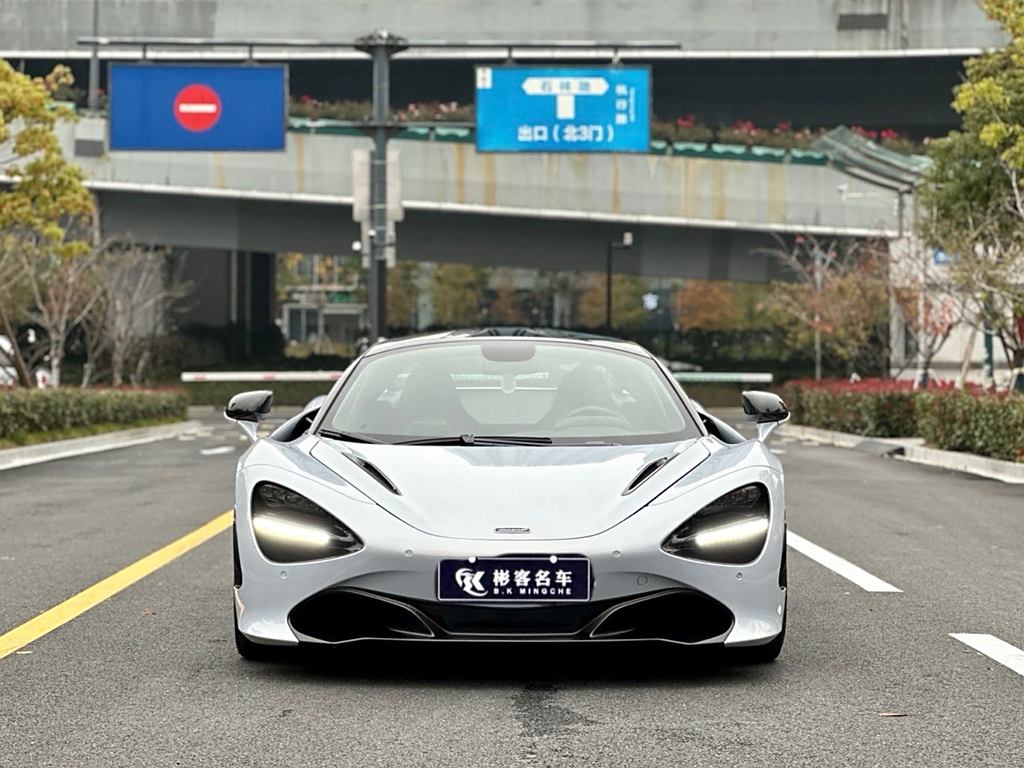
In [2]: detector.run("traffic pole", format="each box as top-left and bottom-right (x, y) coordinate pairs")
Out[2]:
(605, 241), (613, 332)
(87, 0), (100, 111)
(357, 30), (407, 342)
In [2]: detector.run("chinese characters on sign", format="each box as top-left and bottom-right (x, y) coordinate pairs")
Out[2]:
(476, 67), (650, 153)
(439, 557), (591, 601)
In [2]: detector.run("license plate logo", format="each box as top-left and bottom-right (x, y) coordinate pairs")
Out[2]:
(438, 557), (591, 602)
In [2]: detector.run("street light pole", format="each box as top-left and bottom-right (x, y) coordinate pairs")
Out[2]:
(356, 30), (407, 342)
(813, 247), (823, 380)
(912, 193), (929, 388)
(605, 232), (633, 332)
(605, 241), (613, 331)
(87, 0), (100, 111)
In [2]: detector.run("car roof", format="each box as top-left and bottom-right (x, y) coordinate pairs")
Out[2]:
(363, 328), (651, 358)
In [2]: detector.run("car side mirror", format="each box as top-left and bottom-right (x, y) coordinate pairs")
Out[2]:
(225, 390), (273, 442)
(741, 390), (790, 442)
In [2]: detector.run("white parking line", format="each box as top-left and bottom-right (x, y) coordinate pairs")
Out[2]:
(787, 532), (902, 593)
(199, 446), (235, 456)
(950, 633), (1024, 677)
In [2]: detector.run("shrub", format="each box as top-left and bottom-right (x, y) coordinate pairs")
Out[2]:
(0, 388), (188, 440)
(916, 390), (1024, 463)
(784, 379), (1024, 463)
(782, 379), (919, 437)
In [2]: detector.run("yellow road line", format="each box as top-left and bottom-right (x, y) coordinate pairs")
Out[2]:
(0, 510), (233, 661)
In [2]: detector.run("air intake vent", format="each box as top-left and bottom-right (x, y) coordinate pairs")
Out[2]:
(623, 456), (674, 495)
(346, 455), (401, 495)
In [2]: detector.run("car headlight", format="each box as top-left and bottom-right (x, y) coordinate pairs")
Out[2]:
(251, 482), (363, 562)
(661, 483), (770, 564)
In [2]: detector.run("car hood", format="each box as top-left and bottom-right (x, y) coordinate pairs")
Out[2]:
(309, 437), (710, 540)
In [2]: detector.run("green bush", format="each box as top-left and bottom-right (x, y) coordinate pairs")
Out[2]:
(782, 380), (918, 437)
(0, 388), (188, 440)
(916, 390), (1024, 463)
(784, 379), (1024, 463)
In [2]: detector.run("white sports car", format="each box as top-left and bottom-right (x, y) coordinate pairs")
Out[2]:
(227, 330), (789, 662)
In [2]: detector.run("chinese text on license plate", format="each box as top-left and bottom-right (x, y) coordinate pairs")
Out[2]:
(437, 557), (591, 602)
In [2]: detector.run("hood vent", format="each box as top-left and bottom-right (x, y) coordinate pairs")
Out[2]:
(622, 456), (674, 495)
(346, 455), (401, 495)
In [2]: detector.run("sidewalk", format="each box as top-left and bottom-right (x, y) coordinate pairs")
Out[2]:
(0, 420), (202, 472)
(779, 423), (1024, 484)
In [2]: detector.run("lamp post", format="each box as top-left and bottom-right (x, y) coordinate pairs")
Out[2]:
(355, 30), (408, 343)
(605, 231), (633, 332)
(812, 246), (824, 380)
(87, 0), (100, 111)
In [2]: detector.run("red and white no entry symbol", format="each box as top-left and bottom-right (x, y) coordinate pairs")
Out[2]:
(173, 83), (222, 132)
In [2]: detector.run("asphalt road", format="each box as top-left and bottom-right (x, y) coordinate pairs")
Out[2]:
(0, 409), (1021, 767)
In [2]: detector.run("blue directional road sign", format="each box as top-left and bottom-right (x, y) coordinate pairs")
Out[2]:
(109, 64), (287, 151)
(475, 66), (650, 153)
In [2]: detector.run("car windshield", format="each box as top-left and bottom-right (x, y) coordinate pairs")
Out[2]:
(320, 339), (700, 445)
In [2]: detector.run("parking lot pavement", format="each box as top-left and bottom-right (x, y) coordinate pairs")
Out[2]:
(0, 411), (1021, 767)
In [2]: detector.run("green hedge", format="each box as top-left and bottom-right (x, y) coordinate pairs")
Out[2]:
(782, 380), (918, 437)
(916, 390), (1024, 463)
(784, 379), (1024, 462)
(0, 388), (188, 440)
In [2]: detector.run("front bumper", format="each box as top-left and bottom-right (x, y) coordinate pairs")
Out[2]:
(234, 464), (786, 649)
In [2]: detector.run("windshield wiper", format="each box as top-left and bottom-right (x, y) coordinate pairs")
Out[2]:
(396, 434), (554, 446)
(318, 428), (381, 444)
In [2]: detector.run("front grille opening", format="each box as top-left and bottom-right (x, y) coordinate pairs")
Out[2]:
(289, 589), (431, 642)
(623, 456), (673, 495)
(591, 590), (733, 643)
(408, 599), (615, 635)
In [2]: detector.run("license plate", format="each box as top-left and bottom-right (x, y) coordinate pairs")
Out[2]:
(437, 557), (591, 602)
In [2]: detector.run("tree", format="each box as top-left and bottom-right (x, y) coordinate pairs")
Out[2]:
(918, 0), (1024, 388)
(430, 263), (489, 327)
(887, 238), (963, 382)
(761, 235), (891, 377)
(487, 268), (526, 325)
(674, 280), (741, 332)
(0, 60), (93, 385)
(81, 240), (191, 387)
(387, 260), (420, 330)
(20, 235), (102, 387)
(576, 273), (650, 330)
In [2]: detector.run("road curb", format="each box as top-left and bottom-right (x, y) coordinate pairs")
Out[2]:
(0, 420), (203, 473)
(779, 423), (1024, 484)
(897, 444), (1024, 484)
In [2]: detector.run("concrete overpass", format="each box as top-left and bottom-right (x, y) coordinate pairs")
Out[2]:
(64, 117), (902, 285)
(0, 1), (1005, 58)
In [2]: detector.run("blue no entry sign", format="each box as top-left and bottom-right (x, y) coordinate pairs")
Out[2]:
(109, 64), (287, 151)
(475, 66), (650, 153)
